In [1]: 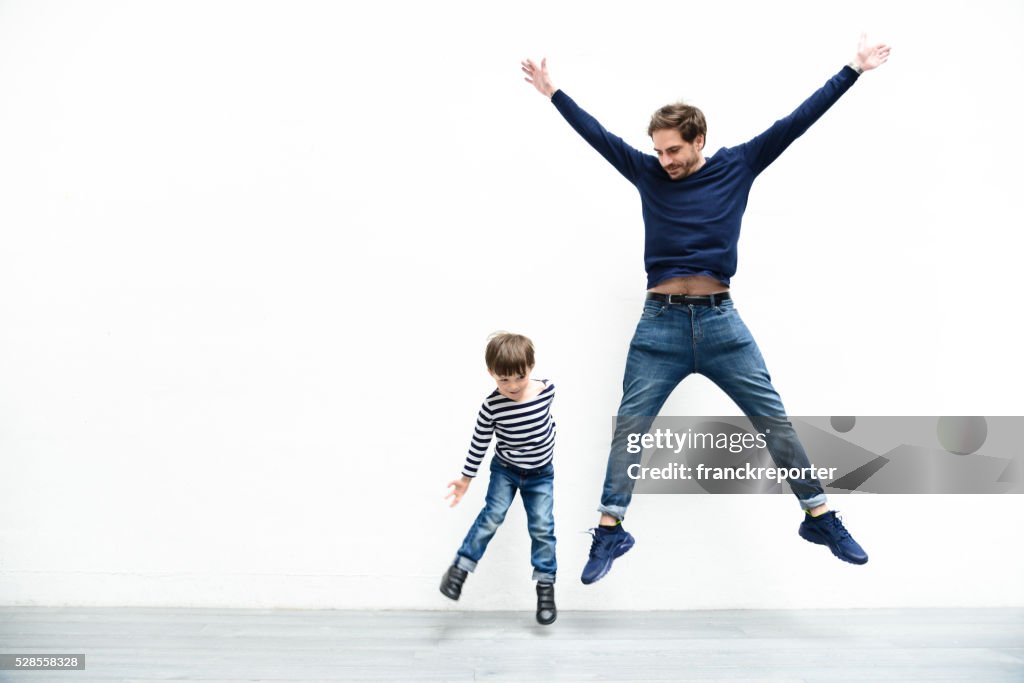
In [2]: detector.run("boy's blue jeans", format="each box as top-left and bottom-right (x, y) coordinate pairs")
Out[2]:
(455, 456), (557, 583)
(600, 297), (828, 521)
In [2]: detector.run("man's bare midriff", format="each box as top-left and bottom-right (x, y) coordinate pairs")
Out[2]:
(648, 275), (729, 296)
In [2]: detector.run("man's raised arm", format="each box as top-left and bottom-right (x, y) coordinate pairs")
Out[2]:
(522, 57), (646, 184)
(739, 34), (892, 176)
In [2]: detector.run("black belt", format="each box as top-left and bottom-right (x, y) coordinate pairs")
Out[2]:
(646, 291), (731, 306)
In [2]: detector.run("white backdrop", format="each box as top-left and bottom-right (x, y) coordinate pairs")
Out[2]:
(1, 0), (1022, 610)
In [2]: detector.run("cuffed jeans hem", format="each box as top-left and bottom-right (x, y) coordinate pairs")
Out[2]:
(597, 505), (626, 521)
(532, 571), (556, 583)
(454, 555), (477, 572)
(798, 494), (828, 511)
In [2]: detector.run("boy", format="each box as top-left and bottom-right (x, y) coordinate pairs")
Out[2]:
(440, 332), (557, 625)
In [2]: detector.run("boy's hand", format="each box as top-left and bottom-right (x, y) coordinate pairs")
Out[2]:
(445, 476), (472, 507)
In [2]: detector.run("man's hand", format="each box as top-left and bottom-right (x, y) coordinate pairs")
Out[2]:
(521, 58), (556, 99)
(854, 33), (891, 72)
(445, 476), (472, 507)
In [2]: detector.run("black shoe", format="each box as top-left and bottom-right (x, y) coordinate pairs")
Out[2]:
(439, 564), (469, 600)
(536, 581), (557, 625)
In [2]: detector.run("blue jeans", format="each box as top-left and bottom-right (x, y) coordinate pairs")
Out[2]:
(455, 457), (557, 583)
(599, 297), (828, 520)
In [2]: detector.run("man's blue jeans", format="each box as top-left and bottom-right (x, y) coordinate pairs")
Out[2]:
(455, 456), (557, 583)
(599, 297), (828, 520)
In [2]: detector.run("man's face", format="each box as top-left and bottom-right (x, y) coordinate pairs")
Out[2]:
(652, 128), (705, 180)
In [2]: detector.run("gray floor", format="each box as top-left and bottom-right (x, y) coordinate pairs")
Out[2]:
(0, 607), (1022, 682)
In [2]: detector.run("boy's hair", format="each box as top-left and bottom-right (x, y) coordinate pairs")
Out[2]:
(485, 332), (535, 377)
(647, 102), (707, 143)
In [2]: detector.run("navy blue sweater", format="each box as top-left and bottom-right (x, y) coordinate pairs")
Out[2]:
(551, 66), (860, 287)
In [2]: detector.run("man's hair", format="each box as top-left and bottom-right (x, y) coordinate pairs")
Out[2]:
(648, 102), (707, 143)
(485, 332), (535, 377)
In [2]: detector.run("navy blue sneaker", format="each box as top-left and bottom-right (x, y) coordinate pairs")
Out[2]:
(799, 511), (868, 565)
(581, 526), (635, 584)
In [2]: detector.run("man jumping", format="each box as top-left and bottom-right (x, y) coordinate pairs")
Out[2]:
(522, 35), (890, 584)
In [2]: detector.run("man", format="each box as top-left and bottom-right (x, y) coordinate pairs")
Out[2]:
(521, 35), (891, 584)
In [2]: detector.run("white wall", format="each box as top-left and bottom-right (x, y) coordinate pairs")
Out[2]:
(1, 0), (1022, 610)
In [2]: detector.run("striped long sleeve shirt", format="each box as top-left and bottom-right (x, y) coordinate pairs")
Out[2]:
(462, 380), (556, 478)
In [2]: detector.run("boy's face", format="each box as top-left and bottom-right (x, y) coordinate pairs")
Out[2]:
(489, 368), (533, 401)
